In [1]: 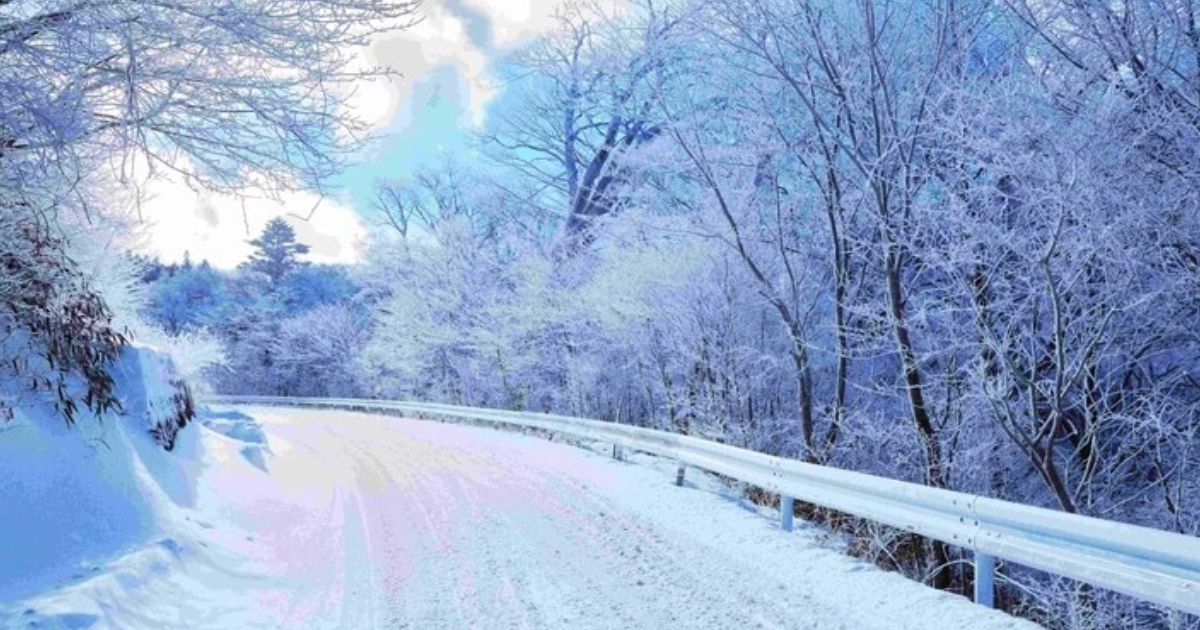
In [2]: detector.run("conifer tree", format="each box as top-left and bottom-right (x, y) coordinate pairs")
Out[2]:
(244, 218), (310, 284)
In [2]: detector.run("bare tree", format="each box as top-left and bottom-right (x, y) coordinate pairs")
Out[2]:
(1, 0), (419, 213)
(482, 0), (687, 247)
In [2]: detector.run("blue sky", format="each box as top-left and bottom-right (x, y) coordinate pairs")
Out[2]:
(336, 65), (479, 212)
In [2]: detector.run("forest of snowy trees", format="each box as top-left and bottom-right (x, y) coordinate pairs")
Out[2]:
(5, 0), (1200, 627)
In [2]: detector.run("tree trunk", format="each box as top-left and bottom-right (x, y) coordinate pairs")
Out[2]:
(884, 239), (951, 590)
(884, 247), (947, 489)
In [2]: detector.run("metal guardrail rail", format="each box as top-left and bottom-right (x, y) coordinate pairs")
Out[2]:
(202, 395), (1200, 615)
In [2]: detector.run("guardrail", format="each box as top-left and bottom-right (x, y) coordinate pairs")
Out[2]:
(202, 395), (1200, 616)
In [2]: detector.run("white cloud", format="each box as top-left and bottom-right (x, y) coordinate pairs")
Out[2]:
(364, 7), (493, 128)
(460, 0), (565, 47)
(134, 172), (366, 269)
(358, 0), (569, 130)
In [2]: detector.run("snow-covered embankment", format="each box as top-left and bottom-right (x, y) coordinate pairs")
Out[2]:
(0, 346), (265, 629)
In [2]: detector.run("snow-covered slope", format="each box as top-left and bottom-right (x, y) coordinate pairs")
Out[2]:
(0, 346), (195, 600)
(5, 405), (1040, 629)
(0, 345), (223, 628)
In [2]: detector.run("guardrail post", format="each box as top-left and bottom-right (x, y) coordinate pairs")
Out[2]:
(612, 444), (625, 461)
(974, 552), (995, 608)
(780, 495), (794, 532)
(675, 464), (686, 487)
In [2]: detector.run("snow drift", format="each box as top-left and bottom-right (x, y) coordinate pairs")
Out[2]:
(0, 345), (199, 604)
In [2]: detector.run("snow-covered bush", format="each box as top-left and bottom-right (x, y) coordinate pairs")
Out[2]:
(0, 216), (127, 426)
(109, 346), (196, 451)
(133, 326), (226, 393)
(274, 303), (369, 397)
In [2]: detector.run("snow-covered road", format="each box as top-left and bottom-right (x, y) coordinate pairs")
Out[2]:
(7, 407), (1040, 629)
(206, 408), (1037, 630)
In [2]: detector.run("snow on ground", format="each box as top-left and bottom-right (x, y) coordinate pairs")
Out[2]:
(3, 407), (1042, 629)
(199, 409), (271, 471)
(0, 346), (200, 628)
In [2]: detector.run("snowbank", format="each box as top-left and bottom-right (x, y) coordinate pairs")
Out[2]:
(0, 403), (276, 630)
(0, 345), (201, 604)
(198, 408), (271, 471)
(108, 346), (196, 452)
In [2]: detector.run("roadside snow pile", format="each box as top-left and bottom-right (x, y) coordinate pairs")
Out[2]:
(1, 403), (280, 630)
(107, 346), (196, 452)
(0, 345), (206, 623)
(198, 408), (271, 471)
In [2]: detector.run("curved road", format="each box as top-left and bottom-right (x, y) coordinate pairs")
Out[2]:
(194, 407), (1036, 630)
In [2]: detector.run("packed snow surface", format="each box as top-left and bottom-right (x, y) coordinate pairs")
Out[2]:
(4, 408), (1041, 629)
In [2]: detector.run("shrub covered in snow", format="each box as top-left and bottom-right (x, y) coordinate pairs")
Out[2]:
(0, 216), (128, 427)
(0, 217), (197, 448)
(110, 346), (196, 451)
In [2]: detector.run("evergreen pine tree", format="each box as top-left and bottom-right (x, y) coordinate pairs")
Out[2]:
(244, 218), (310, 283)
